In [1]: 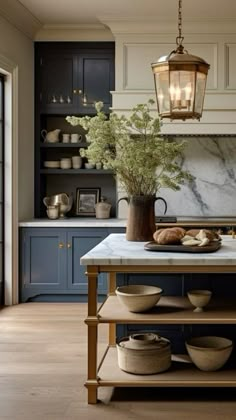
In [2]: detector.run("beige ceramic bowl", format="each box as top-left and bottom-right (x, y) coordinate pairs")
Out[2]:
(115, 284), (163, 313)
(186, 336), (233, 371)
(187, 289), (212, 312)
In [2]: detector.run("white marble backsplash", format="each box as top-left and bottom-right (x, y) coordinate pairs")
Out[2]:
(117, 136), (236, 218)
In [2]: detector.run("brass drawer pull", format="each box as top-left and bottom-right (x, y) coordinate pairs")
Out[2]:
(67, 243), (72, 249)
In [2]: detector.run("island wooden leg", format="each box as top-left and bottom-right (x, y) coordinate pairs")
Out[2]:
(86, 266), (98, 404)
(108, 272), (116, 346)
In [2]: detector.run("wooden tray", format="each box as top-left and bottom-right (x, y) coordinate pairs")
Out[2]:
(144, 241), (221, 253)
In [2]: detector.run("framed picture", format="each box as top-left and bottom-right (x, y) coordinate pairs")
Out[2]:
(76, 188), (100, 216)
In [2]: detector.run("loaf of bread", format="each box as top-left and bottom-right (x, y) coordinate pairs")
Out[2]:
(185, 229), (220, 242)
(153, 227), (186, 245)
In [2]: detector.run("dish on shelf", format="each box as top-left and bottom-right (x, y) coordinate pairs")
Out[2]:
(187, 289), (212, 312)
(117, 333), (171, 374)
(115, 284), (163, 313)
(85, 162), (95, 169)
(185, 336), (233, 371)
(44, 160), (60, 168)
(144, 241), (221, 253)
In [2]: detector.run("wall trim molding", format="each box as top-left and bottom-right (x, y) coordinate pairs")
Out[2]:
(0, 53), (19, 305)
(0, 0), (42, 39)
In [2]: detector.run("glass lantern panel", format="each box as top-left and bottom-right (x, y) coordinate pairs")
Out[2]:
(169, 70), (195, 114)
(194, 72), (207, 116)
(154, 70), (170, 114)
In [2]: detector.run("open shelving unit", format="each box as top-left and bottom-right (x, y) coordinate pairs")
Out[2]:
(84, 258), (236, 404)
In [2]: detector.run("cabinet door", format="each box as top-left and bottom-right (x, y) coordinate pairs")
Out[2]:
(67, 229), (108, 293)
(21, 229), (67, 300)
(77, 52), (115, 113)
(39, 53), (78, 114)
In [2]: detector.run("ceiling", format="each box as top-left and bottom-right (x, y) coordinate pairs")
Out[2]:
(17, 0), (236, 25)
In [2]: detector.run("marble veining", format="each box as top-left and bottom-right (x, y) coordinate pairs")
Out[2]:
(156, 136), (236, 217)
(80, 234), (236, 266)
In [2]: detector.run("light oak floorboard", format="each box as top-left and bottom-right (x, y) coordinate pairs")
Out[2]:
(0, 303), (236, 419)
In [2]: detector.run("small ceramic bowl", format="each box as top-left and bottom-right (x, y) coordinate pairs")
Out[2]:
(85, 162), (95, 169)
(186, 336), (233, 371)
(115, 284), (163, 313)
(187, 289), (212, 312)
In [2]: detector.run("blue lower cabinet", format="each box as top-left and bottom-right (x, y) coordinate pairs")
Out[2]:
(21, 228), (67, 302)
(67, 229), (108, 293)
(20, 226), (116, 302)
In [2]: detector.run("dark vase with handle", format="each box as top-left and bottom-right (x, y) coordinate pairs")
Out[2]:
(117, 195), (167, 241)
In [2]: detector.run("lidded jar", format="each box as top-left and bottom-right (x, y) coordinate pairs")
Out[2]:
(117, 333), (171, 374)
(95, 196), (111, 219)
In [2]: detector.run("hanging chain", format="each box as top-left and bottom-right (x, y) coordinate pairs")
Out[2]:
(176, 0), (184, 51)
(178, 0), (182, 39)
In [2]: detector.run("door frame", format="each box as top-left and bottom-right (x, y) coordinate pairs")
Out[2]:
(0, 53), (19, 305)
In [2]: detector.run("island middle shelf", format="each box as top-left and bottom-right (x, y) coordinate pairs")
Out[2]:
(94, 296), (236, 325)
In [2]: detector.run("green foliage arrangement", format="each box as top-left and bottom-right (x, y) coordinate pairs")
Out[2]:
(66, 100), (192, 196)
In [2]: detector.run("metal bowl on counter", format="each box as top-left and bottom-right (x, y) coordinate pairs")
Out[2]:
(43, 193), (73, 219)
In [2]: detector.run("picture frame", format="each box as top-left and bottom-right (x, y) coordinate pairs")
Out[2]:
(76, 188), (100, 216)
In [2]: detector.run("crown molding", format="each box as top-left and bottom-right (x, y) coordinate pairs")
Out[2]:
(0, 0), (42, 39)
(43, 23), (107, 31)
(35, 23), (114, 42)
(98, 16), (236, 35)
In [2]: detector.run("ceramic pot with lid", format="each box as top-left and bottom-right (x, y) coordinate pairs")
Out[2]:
(117, 333), (171, 374)
(95, 196), (111, 219)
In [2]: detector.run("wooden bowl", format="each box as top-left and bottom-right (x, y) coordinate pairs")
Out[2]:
(187, 289), (212, 312)
(115, 284), (163, 313)
(186, 336), (233, 371)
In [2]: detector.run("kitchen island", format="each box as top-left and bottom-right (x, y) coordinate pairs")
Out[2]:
(81, 234), (236, 404)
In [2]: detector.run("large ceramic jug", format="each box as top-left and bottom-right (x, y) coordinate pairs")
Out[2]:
(41, 129), (61, 143)
(117, 195), (167, 241)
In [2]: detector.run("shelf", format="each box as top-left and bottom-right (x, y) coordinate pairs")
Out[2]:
(96, 296), (236, 324)
(96, 346), (236, 387)
(40, 169), (113, 175)
(40, 142), (88, 148)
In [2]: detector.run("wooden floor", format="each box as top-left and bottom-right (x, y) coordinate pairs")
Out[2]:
(0, 303), (236, 420)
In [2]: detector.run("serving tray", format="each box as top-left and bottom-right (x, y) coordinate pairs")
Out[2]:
(144, 241), (221, 253)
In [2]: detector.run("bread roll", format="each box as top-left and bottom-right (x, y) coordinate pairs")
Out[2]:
(170, 227), (186, 238)
(186, 229), (220, 241)
(153, 229), (165, 242)
(155, 227), (183, 245)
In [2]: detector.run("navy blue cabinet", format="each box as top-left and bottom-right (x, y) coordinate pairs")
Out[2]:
(35, 42), (115, 115)
(20, 227), (119, 302)
(67, 229), (107, 293)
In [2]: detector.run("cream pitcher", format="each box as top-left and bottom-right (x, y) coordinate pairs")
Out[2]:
(95, 196), (112, 219)
(41, 129), (61, 143)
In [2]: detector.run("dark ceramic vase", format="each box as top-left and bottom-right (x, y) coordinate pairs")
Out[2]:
(117, 195), (167, 241)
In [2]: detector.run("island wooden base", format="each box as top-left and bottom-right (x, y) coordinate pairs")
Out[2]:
(85, 346), (236, 402)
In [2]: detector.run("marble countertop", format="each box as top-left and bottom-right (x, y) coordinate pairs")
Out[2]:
(80, 234), (236, 266)
(19, 217), (236, 227)
(19, 218), (127, 227)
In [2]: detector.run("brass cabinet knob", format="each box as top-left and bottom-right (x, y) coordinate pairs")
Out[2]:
(73, 89), (77, 94)
(59, 242), (64, 249)
(78, 89), (82, 94)
(67, 243), (72, 249)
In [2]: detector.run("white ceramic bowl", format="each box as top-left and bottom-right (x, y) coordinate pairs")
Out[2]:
(186, 336), (233, 371)
(85, 162), (95, 169)
(115, 284), (163, 313)
(44, 160), (60, 168)
(187, 289), (212, 312)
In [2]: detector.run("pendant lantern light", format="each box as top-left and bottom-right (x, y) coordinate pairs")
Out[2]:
(151, 0), (210, 121)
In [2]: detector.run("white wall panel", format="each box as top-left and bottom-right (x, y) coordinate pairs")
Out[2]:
(225, 43), (236, 89)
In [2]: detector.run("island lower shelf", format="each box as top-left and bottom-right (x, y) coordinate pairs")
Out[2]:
(95, 346), (236, 387)
(95, 296), (236, 324)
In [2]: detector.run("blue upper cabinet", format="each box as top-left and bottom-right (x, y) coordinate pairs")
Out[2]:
(35, 42), (115, 115)
(67, 229), (108, 293)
